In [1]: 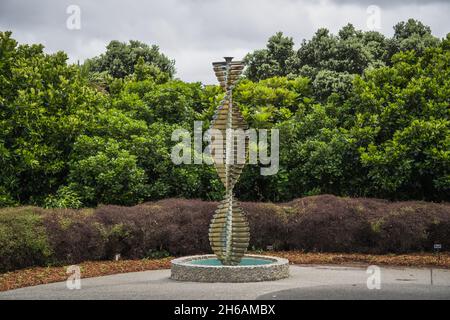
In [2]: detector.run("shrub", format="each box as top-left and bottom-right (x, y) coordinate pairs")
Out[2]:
(0, 207), (52, 272)
(0, 187), (17, 208)
(1, 195), (450, 272)
(375, 202), (450, 253)
(66, 140), (147, 206)
(92, 199), (214, 259)
(43, 186), (83, 209)
(285, 195), (376, 252)
(242, 202), (290, 250)
(42, 208), (105, 265)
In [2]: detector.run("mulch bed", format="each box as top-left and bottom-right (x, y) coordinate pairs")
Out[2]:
(269, 251), (450, 269)
(0, 258), (172, 292)
(1, 252), (448, 292)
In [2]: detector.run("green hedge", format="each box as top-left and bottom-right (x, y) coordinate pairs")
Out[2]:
(1, 195), (449, 272)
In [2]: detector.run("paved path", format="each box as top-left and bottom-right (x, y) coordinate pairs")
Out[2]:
(1, 265), (449, 300)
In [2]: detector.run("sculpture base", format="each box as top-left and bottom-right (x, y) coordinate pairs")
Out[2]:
(170, 254), (289, 283)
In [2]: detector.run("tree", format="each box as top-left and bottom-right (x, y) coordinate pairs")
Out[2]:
(84, 40), (175, 79)
(384, 19), (440, 63)
(292, 24), (387, 76)
(312, 70), (354, 103)
(244, 32), (295, 81)
(233, 76), (311, 128)
(352, 41), (450, 200)
(244, 25), (388, 103)
(0, 31), (105, 205)
(65, 137), (147, 206)
(1, 26), (448, 207)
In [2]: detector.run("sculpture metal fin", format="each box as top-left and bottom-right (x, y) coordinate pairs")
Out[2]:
(209, 57), (250, 266)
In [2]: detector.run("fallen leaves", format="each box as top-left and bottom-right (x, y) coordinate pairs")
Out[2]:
(267, 251), (450, 269)
(0, 258), (171, 292)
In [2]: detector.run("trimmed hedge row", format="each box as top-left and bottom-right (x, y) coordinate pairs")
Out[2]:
(1, 195), (450, 272)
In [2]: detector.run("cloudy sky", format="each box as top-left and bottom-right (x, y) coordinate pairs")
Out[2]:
(1, 0), (449, 83)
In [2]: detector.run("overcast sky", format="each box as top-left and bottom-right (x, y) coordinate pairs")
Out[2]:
(1, 0), (449, 84)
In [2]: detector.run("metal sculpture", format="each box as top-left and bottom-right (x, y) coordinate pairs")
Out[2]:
(208, 57), (250, 265)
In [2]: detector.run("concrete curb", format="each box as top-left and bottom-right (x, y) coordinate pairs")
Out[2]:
(170, 254), (290, 283)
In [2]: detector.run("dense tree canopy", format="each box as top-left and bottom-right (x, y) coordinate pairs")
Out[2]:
(84, 40), (175, 79)
(0, 19), (449, 208)
(243, 32), (296, 81)
(244, 19), (440, 103)
(0, 31), (105, 205)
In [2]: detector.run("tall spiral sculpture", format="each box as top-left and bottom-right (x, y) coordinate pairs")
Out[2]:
(208, 57), (250, 266)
